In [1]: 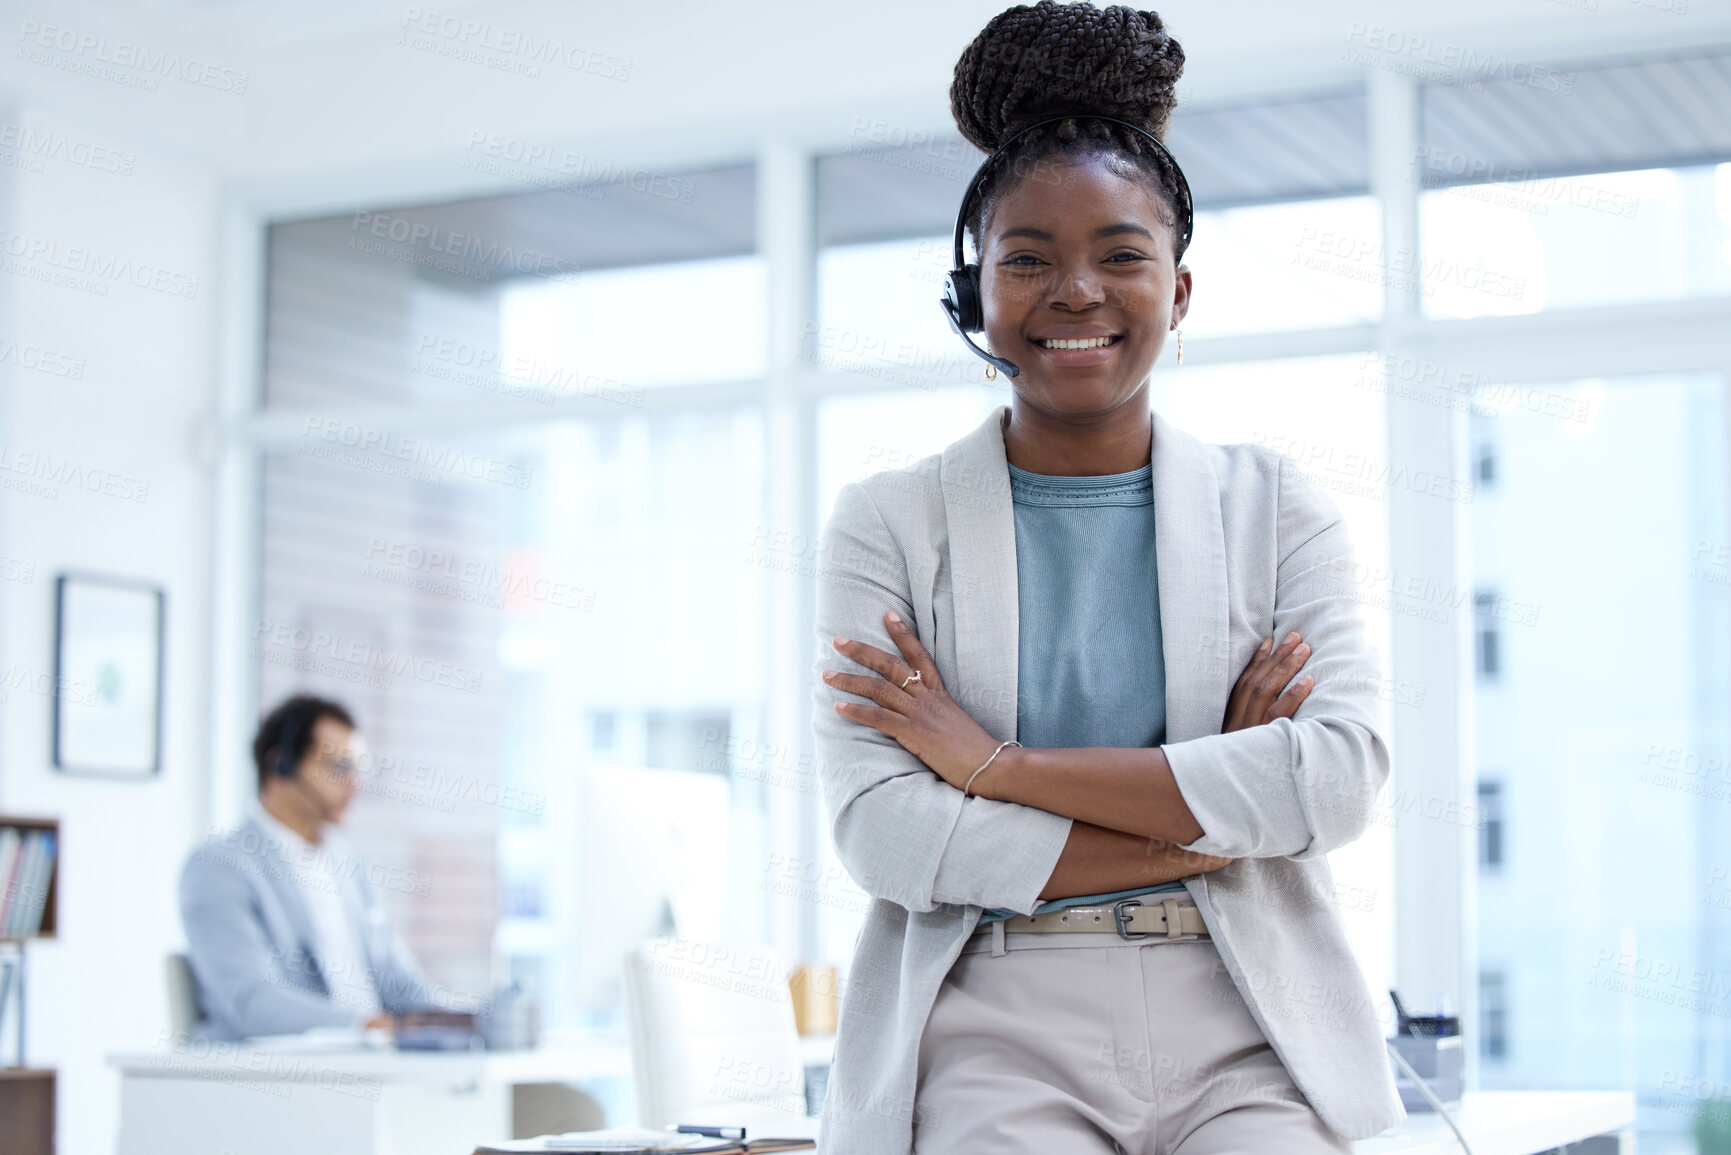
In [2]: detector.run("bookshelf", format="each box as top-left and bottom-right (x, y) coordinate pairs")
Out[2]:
(0, 1068), (54, 1154)
(1, 816), (58, 942)
(1, 815), (58, 1155)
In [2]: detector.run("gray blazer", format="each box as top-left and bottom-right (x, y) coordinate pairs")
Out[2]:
(810, 405), (1405, 1153)
(178, 814), (442, 1040)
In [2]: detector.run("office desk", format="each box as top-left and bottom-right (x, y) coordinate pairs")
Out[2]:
(113, 1040), (1618, 1155)
(1351, 1091), (1636, 1154)
(112, 1036), (620, 1155)
(111, 1032), (837, 1155)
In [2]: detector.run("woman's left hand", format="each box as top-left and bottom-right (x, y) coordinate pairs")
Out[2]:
(824, 610), (1006, 791)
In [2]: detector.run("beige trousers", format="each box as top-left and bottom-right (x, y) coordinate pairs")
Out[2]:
(912, 929), (1352, 1155)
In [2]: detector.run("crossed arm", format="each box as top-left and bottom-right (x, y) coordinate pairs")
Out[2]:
(811, 465), (1389, 916)
(825, 616), (1316, 900)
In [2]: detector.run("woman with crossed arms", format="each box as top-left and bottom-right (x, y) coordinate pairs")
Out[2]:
(809, 4), (1404, 1154)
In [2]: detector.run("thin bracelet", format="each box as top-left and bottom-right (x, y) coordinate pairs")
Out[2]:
(963, 740), (1021, 798)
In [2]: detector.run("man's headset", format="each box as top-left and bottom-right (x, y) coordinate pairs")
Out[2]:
(269, 708), (340, 823)
(938, 113), (1195, 380)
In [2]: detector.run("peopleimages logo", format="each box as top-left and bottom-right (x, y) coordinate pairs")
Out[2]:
(251, 619), (485, 694)
(362, 536), (597, 612)
(0, 443), (149, 502)
(1250, 431), (1476, 505)
(462, 133), (693, 201)
(300, 417), (534, 489)
(348, 211), (581, 285)
(1343, 24), (1576, 95)
(0, 122), (135, 175)
(0, 339), (85, 379)
(398, 9), (632, 80)
(15, 21), (252, 93)
(0, 227), (200, 298)
(412, 334), (645, 407)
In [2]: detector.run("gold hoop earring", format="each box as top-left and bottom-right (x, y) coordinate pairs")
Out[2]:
(1176, 329), (1184, 366)
(985, 362), (997, 381)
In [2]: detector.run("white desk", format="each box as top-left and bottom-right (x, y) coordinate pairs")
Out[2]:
(112, 1040), (1619, 1155)
(112, 1032), (835, 1155)
(111, 1039), (622, 1155)
(1351, 1091), (1636, 1154)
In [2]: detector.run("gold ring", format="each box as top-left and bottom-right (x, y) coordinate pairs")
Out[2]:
(900, 670), (922, 690)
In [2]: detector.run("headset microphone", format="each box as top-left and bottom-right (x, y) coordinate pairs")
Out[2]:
(939, 275), (1022, 379)
(290, 774), (340, 825)
(938, 113), (1194, 382)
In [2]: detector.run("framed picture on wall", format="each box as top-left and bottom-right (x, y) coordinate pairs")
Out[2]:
(52, 573), (165, 778)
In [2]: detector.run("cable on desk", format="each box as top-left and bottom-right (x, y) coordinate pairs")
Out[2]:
(1385, 1041), (1477, 1155)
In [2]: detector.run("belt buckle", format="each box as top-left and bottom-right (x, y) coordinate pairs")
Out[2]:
(1112, 899), (1150, 940)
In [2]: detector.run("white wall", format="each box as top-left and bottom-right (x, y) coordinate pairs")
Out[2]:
(0, 101), (218, 1155)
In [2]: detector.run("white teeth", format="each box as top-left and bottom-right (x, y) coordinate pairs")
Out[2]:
(1038, 336), (1115, 350)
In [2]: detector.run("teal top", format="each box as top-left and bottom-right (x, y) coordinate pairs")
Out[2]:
(977, 458), (1187, 926)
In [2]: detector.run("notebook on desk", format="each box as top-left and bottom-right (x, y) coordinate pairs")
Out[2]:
(472, 1127), (816, 1154)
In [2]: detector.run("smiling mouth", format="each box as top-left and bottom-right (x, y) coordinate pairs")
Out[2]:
(1033, 335), (1122, 350)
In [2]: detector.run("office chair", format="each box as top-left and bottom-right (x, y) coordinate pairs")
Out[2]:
(621, 939), (815, 1134)
(513, 1084), (607, 1138)
(164, 953), (206, 1039)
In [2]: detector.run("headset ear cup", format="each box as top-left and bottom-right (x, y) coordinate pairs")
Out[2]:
(272, 712), (307, 778)
(940, 267), (980, 336)
(955, 265), (984, 334)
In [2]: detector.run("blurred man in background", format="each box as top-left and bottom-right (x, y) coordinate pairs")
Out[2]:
(179, 694), (444, 1040)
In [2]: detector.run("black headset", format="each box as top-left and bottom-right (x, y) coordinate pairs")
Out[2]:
(270, 708), (313, 779)
(938, 113), (1195, 380)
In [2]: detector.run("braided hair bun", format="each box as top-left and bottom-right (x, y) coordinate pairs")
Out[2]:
(951, 0), (1185, 150)
(949, 2), (1190, 260)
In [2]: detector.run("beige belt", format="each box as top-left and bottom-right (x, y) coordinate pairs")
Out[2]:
(973, 896), (1209, 940)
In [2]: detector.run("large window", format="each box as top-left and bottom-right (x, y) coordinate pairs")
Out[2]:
(258, 166), (769, 1071)
(1470, 372), (1731, 1132)
(1419, 164), (1731, 318)
(814, 238), (987, 394)
(1183, 197), (1382, 337)
(502, 256), (769, 389)
(490, 413), (772, 1032)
